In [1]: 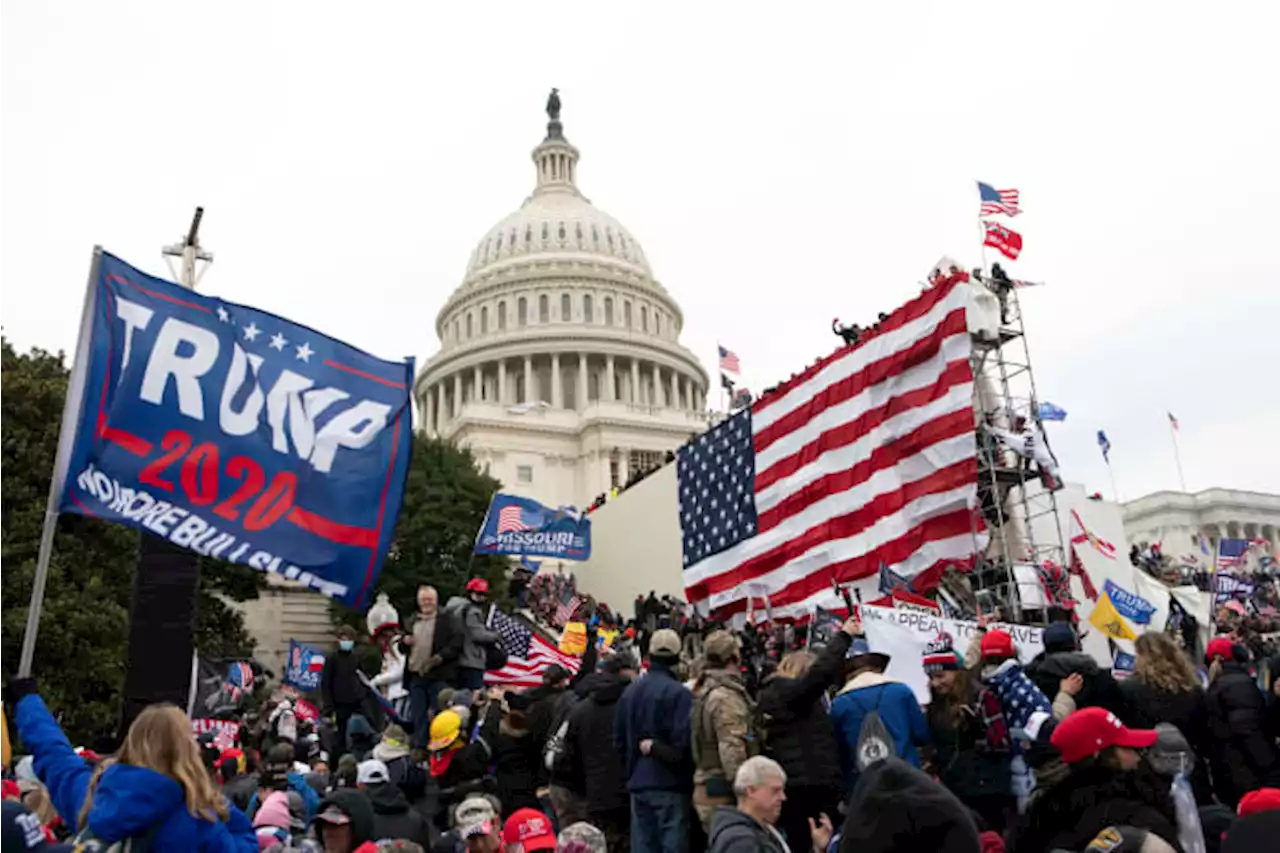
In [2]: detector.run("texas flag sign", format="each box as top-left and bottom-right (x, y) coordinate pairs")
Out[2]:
(56, 251), (413, 609)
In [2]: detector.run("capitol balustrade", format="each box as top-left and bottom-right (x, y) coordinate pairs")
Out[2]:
(432, 398), (713, 439)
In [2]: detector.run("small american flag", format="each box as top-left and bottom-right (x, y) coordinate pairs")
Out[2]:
(1167, 411), (1180, 432)
(1217, 538), (1248, 570)
(486, 609), (581, 689)
(718, 345), (741, 374)
(556, 594), (583, 626)
(497, 505), (533, 534)
(977, 182), (1021, 217)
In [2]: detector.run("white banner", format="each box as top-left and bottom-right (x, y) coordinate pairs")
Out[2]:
(861, 604), (1045, 704)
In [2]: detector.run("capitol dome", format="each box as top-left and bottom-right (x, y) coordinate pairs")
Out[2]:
(416, 93), (710, 510)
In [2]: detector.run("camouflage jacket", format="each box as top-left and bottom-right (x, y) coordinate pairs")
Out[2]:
(691, 668), (757, 786)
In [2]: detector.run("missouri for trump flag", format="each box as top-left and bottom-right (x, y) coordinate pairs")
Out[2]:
(678, 275), (983, 620)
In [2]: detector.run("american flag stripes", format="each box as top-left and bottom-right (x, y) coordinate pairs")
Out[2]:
(1216, 538), (1248, 570)
(555, 594), (583, 626)
(718, 345), (741, 374)
(497, 505), (533, 534)
(485, 608), (581, 689)
(678, 276), (983, 621)
(977, 182), (1021, 217)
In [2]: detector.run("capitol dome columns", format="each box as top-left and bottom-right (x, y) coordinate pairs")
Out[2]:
(551, 354), (563, 408)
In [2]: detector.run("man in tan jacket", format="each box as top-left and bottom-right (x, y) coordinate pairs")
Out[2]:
(691, 630), (758, 834)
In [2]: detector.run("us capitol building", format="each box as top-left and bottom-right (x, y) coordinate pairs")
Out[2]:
(414, 92), (711, 508)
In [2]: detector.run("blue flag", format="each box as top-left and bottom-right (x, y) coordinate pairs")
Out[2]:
(283, 640), (326, 692)
(1037, 402), (1067, 422)
(1097, 429), (1112, 462)
(57, 251), (413, 609)
(1102, 579), (1156, 625)
(475, 493), (591, 560)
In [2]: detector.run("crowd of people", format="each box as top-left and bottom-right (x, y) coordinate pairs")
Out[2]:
(585, 452), (678, 515)
(7, 570), (1280, 853)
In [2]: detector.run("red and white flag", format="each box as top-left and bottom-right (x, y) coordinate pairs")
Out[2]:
(1070, 509), (1117, 559)
(982, 222), (1023, 260)
(678, 276), (983, 620)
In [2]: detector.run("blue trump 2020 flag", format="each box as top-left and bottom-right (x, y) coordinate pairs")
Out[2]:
(474, 493), (591, 560)
(57, 251), (412, 609)
(1037, 401), (1067, 422)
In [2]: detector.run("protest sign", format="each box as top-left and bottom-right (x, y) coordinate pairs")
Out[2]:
(860, 604), (1045, 704)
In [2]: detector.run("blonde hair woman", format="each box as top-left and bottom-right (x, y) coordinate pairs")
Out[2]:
(11, 679), (256, 850)
(756, 617), (859, 853)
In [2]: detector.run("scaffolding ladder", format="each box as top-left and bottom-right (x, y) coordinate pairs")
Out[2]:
(966, 280), (1069, 624)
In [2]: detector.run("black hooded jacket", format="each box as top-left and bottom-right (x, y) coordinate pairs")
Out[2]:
(317, 788), (376, 848)
(563, 671), (631, 813)
(756, 632), (848, 790)
(1008, 762), (1180, 853)
(1025, 650), (1129, 718)
(365, 782), (434, 846)
(1205, 661), (1280, 806)
(839, 758), (981, 853)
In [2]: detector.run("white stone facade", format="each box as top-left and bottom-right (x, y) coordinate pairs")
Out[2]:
(414, 109), (711, 508)
(1121, 488), (1280, 556)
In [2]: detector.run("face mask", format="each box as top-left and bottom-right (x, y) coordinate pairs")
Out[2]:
(338, 640), (355, 652)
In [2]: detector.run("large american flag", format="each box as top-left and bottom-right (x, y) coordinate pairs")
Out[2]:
(679, 276), (983, 620)
(977, 182), (1021, 217)
(1217, 538), (1248, 570)
(497, 505), (534, 534)
(485, 608), (581, 689)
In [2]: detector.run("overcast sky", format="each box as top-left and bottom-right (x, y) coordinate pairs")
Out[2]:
(3, 2), (1277, 503)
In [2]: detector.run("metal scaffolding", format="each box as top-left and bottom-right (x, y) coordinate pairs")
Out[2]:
(965, 279), (1070, 623)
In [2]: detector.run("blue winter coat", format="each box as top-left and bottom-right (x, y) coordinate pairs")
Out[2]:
(15, 694), (257, 852)
(829, 673), (930, 792)
(613, 663), (694, 793)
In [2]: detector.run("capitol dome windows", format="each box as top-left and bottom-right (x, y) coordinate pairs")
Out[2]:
(466, 313), (473, 339)
(498, 301), (507, 330)
(583, 294), (594, 323)
(539, 294), (549, 323)
(558, 222), (566, 241)
(624, 301), (632, 329)
(641, 306), (648, 333)
(655, 312), (661, 337)
(561, 293), (571, 321)
(541, 222), (549, 245)
(518, 297), (528, 326)
(481, 306), (489, 334)
(604, 297), (614, 326)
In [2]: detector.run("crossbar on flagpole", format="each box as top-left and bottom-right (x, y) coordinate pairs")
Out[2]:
(18, 247), (103, 678)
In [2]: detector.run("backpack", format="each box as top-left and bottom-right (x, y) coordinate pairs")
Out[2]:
(542, 691), (578, 772)
(70, 824), (160, 852)
(853, 686), (896, 772)
(483, 641), (508, 672)
(692, 681), (760, 771)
